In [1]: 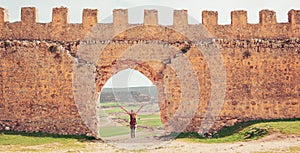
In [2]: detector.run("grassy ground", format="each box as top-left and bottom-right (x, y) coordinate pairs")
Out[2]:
(0, 131), (94, 146)
(99, 126), (130, 137)
(0, 131), (95, 152)
(138, 114), (164, 128)
(177, 119), (300, 143)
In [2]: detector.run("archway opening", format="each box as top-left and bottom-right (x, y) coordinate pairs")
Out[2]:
(99, 68), (163, 140)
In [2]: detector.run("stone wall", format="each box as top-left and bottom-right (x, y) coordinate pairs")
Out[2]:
(0, 7), (300, 136)
(213, 38), (300, 130)
(0, 40), (90, 135)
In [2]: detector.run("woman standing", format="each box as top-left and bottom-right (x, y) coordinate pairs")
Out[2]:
(119, 104), (144, 138)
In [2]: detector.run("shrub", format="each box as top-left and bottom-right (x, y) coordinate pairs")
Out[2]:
(241, 127), (269, 139)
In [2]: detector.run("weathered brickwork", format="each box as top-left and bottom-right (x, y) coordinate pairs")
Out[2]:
(0, 40), (90, 135)
(215, 39), (300, 129)
(0, 7), (300, 137)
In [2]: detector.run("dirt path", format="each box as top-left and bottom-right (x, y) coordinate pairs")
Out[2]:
(97, 133), (300, 153)
(149, 133), (300, 153)
(1, 133), (299, 153)
(101, 126), (169, 150)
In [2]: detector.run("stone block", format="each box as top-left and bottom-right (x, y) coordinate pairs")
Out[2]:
(231, 10), (247, 26)
(173, 10), (188, 28)
(52, 7), (69, 26)
(113, 9), (128, 28)
(288, 9), (300, 24)
(0, 7), (8, 27)
(144, 9), (158, 25)
(202, 10), (218, 26)
(21, 7), (37, 25)
(259, 9), (276, 25)
(82, 9), (98, 29)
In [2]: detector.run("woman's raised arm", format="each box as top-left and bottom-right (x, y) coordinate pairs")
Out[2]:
(136, 104), (144, 114)
(119, 105), (130, 114)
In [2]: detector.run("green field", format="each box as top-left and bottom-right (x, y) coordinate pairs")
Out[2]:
(138, 114), (164, 128)
(99, 126), (130, 137)
(100, 102), (121, 108)
(99, 101), (163, 138)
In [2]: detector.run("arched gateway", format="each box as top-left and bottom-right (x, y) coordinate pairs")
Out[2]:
(0, 7), (299, 138)
(73, 24), (218, 137)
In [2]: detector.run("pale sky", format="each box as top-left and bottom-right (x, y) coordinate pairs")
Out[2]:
(1, 1), (299, 87)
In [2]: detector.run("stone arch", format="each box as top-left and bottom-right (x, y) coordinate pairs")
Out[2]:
(98, 59), (182, 124)
(94, 25), (211, 133)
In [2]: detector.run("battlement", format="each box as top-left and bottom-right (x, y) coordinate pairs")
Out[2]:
(52, 7), (69, 26)
(0, 8), (8, 26)
(144, 9), (158, 25)
(0, 6), (300, 41)
(21, 7), (37, 25)
(231, 10), (247, 26)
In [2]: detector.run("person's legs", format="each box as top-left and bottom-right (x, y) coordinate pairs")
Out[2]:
(133, 125), (136, 138)
(130, 126), (133, 138)
(130, 125), (136, 138)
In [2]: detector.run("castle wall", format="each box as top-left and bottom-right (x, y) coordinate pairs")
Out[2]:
(0, 40), (90, 135)
(215, 39), (300, 128)
(0, 7), (300, 136)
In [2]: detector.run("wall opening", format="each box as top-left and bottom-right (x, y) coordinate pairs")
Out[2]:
(99, 68), (163, 141)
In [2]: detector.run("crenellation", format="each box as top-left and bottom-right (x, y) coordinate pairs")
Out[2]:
(0, 7), (299, 30)
(21, 7), (37, 25)
(173, 10), (188, 28)
(288, 9), (300, 24)
(0, 7), (8, 26)
(0, 7), (299, 40)
(52, 7), (69, 26)
(259, 9), (277, 25)
(82, 9), (98, 30)
(144, 9), (158, 25)
(202, 10), (218, 26)
(231, 10), (247, 26)
(113, 9), (128, 30)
